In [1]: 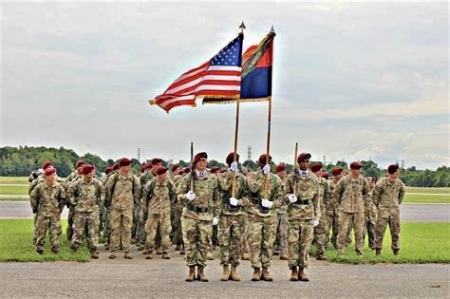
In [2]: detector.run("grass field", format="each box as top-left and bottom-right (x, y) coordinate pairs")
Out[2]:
(406, 187), (450, 194)
(0, 185), (28, 195)
(0, 177), (28, 184)
(0, 219), (90, 262)
(404, 194), (449, 203)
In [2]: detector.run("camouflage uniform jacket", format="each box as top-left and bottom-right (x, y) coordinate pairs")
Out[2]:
(318, 177), (330, 213)
(65, 169), (79, 184)
(141, 177), (177, 214)
(30, 181), (66, 215)
(285, 171), (320, 221)
(334, 174), (370, 213)
(218, 170), (249, 216)
(246, 171), (284, 218)
(177, 171), (221, 221)
(104, 172), (141, 210)
(372, 177), (405, 210)
(68, 178), (105, 213)
(365, 190), (377, 221)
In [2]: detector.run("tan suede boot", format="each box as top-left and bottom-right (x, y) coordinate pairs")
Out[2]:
(261, 267), (273, 281)
(162, 251), (170, 259)
(298, 267), (309, 282)
(230, 266), (241, 281)
(185, 266), (196, 282)
(290, 267), (298, 281)
(251, 268), (261, 281)
(221, 265), (230, 281)
(197, 265), (208, 282)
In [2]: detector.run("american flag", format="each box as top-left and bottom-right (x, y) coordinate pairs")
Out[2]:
(150, 34), (243, 113)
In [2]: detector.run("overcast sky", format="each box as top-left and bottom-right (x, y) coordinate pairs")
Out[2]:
(1, 1), (448, 170)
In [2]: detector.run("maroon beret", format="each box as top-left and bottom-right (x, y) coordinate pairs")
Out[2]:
(350, 161), (363, 170)
(258, 154), (272, 166)
(226, 152), (239, 166)
(172, 164), (180, 172)
(151, 158), (163, 165)
(297, 153), (311, 164)
(321, 172), (329, 179)
(104, 166), (113, 175)
(119, 158), (132, 167)
(387, 164), (399, 174)
(41, 161), (54, 170)
(82, 164), (95, 175)
(331, 167), (343, 176)
(310, 162), (323, 173)
(155, 166), (168, 175)
(219, 167), (228, 174)
(210, 166), (220, 174)
(140, 164), (147, 172)
(76, 159), (85, 168)
(112, 163), (120, 171)
(193, 152), (208, 165)
(183, 167), (191, 174)
(44, 167), (56, 176)
(276, 164), (286, 173)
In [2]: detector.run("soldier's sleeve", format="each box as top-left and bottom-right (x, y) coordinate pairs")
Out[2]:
(169, 179), (177, 204)
(219, 171), (233, 191)
(140, 181), (150, 209)
(398, 181), (406, 204)
(28, 178), (39, 196)
(104, 175), (114, 206)
(176, 175), (190, 204)
(133, 175), (142, 203)
(58, 184), (67, 209)
(362, 177), (370, 199)
(284, 175), (294, 199)
(96, 179), (105, 206)
(211, 176), (222, 218)
(323, 180), (330, 204)
(271, 176), (284, 210)
(66, 182), (77, 207)
(29, 184), (39, 213)
(372, 181), (382, 207)
(237, 176), (251, 206)
(247, 172), (264, 194)
(334, 179), (343, 204)
(313, 178), (321, 221)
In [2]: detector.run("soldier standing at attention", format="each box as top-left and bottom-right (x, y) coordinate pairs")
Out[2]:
(325, 167), (343, 249)
(68, 164), (104, 259)
(311, 162), (329, 261)
(105, 158), (141, 259)
(103, 164), (117, 250)
(141, 166), (176, 260)
(373, 164), (405, 255)
(364, 176), (378, 250)
(284, 153), (320, 282)
(273, 163), (289, 260)
(65, 159), (85, 241)
(177, 152), (221, 282)
(246, 154), (284, 282)
(30, 167), (66, 254)
(334, 161), (370, 256)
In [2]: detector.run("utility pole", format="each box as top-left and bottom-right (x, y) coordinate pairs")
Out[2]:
(137, 148), (141, 162)
(247, 146), (252, 161)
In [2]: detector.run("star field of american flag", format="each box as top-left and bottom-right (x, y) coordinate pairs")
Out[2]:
(210, 37), (242, 66)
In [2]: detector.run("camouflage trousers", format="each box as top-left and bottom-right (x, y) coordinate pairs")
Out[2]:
(274, 208), (288, 255)
(110, 207), (133, 253)
(247, 213), (277, 269)
(241, 214), (250, 255)
(103, 208), (111, 244)
(136, 204), (147, 245)
(99, 205), (106, 236)
(374, 209), (400, 251)
(66, 206), (75, 241)
(182, 216), (212, 267)
(363, 214), (377, 250)
(324, 208), (339, 249)
(337, 211), (364, 254)
(32, 212), (38, 244)
(145, 212), (172, 251)
(71, 211), (99, 251)
(287, 219), (314, 269)
(170, 204), (183, 246)
(313, 217), (328, 255)
(35, 212), (62, 250)
(218, 214), (245, 266)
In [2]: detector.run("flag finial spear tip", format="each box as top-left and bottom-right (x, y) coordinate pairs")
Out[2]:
(239, 21), (246, 33)
(270, 25), (275, 33)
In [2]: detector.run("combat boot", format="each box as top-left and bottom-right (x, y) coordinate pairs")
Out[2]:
(185, 266), (196, 282)
(207, 251), (214, 260)
(316, 253), (327, 260)
(108, 251), (116, 259)
(261, 267), (273, 282)
(124, 252), (133, 259)
(241, 252), (250, 260)
(180, 245), (185, 255)
(290, 267), (298, 281)
(104, 243), (110, 251)
(393, 249), (399, 255)
(175, 244), (181, 251)
(221, 265), (230, 281)
(251, 268), (261, 281)
(162, 251), (170, 259)
(230, 266), (241, 281)
(156, 247), (163, 255)
(197, 265), (208, 282)
(90, 250), (99, 259)
(145, 251), (153, 259)
(36, 246), (44, 255)
(298, 267), (309, 282)
(280, 253), (288, 260)
(375, 249), (381, 256)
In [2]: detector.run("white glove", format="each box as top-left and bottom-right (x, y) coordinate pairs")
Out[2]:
(262, 164), (271, 175)
(288, 194), (297, 203)
(186, 191), (196, 201)
(261, 199), (273, 209)
(312, 220), (319, 227)
(230, 162), (238, 172)
(212, 217), (219, 225)
(229, 197), (238, 206)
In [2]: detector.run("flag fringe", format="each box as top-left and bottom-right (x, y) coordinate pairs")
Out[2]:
(202, 97), (270, 105)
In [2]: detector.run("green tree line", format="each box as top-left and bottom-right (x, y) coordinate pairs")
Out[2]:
(0, 146), (448, 187)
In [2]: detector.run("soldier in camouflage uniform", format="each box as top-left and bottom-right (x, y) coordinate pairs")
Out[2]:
(364, 176), (378, 250)
(105, 158), (141, 259)
(285, 153), (320, 282)
(170, 164), (184, 251)
(68, 164), (104, 259)
(373, 164), (406, 255)
(334, 161), (370, 256)
(177, 152), (221, 282)
(30, 167), (66, 254)
(325, 167), (343, 249)
(216, 153), (249, 281)
(141, 166), (177, 260)
(103, 163), (118, 250)
(311, 163), (329, 261)
(246, 154), (284, 282)
(273, 164), (289, 260)
(65, 159), (85, 241)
